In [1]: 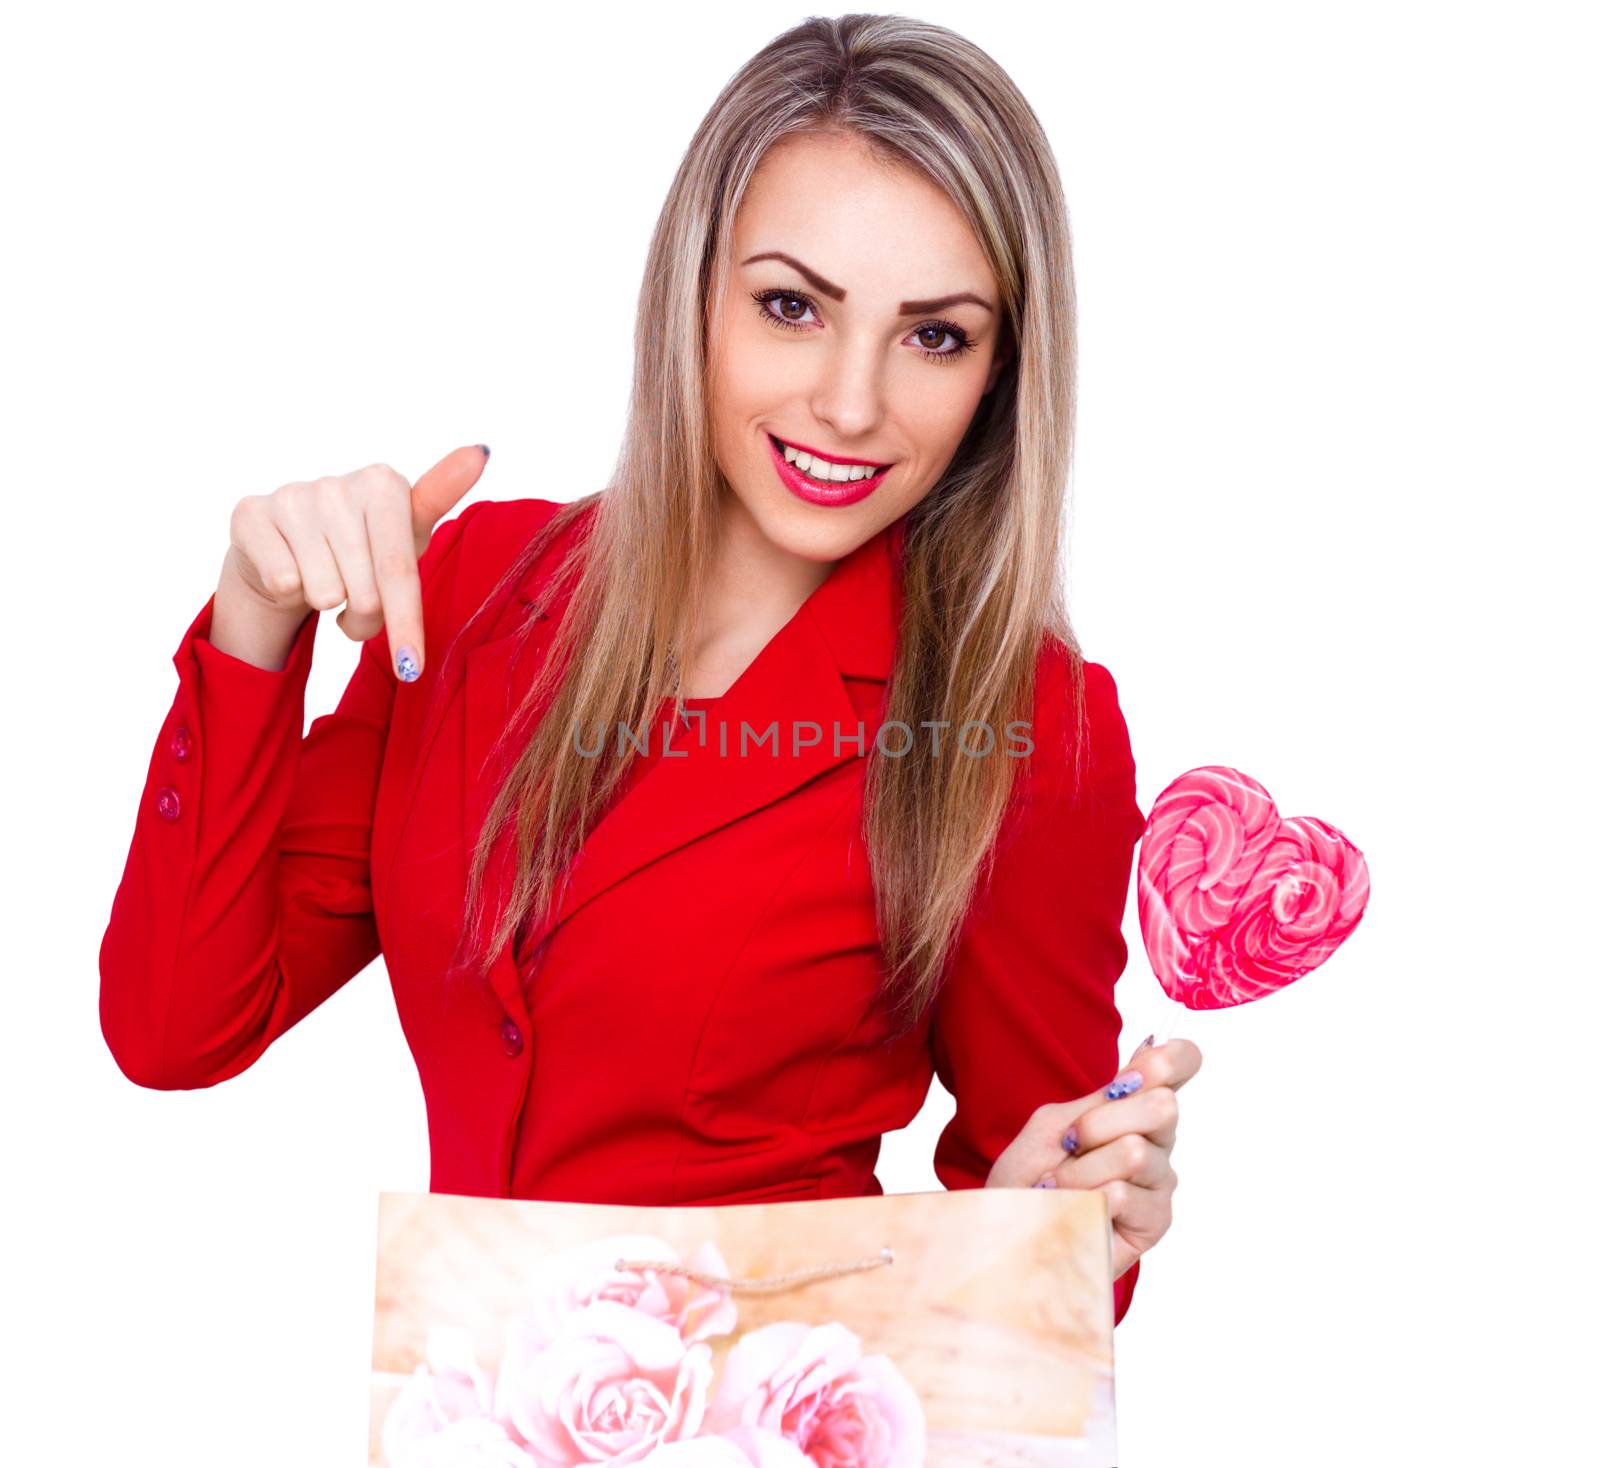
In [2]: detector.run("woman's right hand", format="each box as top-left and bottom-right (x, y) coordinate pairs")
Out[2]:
(214, 444), (489, 680)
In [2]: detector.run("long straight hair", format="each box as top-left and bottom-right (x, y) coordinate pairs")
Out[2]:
(445, 14), (1090, 1040)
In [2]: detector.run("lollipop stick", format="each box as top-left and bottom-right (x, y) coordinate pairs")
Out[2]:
(1148, 992), (1186, 1050)
(1122, 989), (1188, 1070)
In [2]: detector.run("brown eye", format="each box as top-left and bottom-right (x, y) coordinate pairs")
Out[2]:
(751, 287), (978, 365)
(909, 318), (978, 364)
(751, 289), (820, 331)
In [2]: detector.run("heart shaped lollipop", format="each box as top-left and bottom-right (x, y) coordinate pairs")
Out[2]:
(1136, 766), (1370, 1013)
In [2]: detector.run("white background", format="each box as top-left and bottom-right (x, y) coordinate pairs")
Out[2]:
(4, 2), (1594, 1463)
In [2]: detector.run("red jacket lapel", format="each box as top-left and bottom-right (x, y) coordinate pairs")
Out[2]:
(455, 503), (904, 1018)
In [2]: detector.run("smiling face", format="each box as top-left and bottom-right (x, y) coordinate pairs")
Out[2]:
(706, 129), (1012, 566)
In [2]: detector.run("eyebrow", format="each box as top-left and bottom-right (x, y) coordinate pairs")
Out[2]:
(740, 250), (994, 315)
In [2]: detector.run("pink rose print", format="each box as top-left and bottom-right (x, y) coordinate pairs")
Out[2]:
(381, 1326), (512, 1467)
(704, 1321), (927, 1468)
(500, 1233), (738, 1360)
(494, 1298), (715, 1464)
(381, 1234), (929, 1468)
(385, 1414), (537, 1468)
(640, 1425), (813, 1466)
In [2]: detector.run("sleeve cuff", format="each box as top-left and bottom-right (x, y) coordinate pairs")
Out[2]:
(1113, 1255), (1140, 1327)
(176, 593), (321, 710)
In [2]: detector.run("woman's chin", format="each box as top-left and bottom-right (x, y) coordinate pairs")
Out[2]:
(743, 495), (880, 565)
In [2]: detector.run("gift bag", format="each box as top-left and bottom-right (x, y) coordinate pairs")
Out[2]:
(370, 1186), (1121, 1466)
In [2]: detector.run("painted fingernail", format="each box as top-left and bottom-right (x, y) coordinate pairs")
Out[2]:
(396, 646), (420, 682)
(1062, 1125), (1079, 1155)
(477, 443), (491, 460)
(1105, 1071), (1144, 1100)
(1133, 1033), (1155, 1056)
(1032, 1175), (1058, 1189)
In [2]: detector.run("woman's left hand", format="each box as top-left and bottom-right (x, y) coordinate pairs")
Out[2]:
(984, 1037), (1204, 1280)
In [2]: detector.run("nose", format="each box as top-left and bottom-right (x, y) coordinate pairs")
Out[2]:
(807, 335), (889, 445)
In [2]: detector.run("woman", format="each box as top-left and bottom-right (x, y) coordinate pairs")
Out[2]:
(99, 14), (1200, 1329)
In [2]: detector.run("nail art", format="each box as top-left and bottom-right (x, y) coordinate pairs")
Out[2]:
(1032, 1175), (1058, 1189)
(396, 646), (420, 683)
(1133, 1033), (1155, 1055)
(1062, 1125), (1079, 1155)
(477, 443), (491, 460)
(1104, 1071), (1144, 1100)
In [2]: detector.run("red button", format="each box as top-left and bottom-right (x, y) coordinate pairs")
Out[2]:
(170, 725), (192, 762)
(156, 786), (181, 821)
(500, 1018), (523, 1057)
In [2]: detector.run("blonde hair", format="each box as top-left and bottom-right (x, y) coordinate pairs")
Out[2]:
(446, 13), (1090, 1039)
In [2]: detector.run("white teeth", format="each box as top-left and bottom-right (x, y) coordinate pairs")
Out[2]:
(778, 439), (882, 483)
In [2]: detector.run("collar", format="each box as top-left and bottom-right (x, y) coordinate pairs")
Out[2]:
(800, 512), (904, 684)
(511, 499), (905, 685)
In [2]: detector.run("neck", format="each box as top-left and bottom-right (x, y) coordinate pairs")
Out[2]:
(676, 493), (836, 698)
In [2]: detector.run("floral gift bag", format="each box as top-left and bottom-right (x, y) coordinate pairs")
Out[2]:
(370, 1187), (1120, 1467)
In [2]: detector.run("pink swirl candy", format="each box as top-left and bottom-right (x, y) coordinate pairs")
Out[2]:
(1136, 766), (1369, 1010)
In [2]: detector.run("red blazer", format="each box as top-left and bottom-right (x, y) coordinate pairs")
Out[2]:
(99, 495), (1147, 1325)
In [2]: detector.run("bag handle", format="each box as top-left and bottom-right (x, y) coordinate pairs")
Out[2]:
(613, 1244), (895, 1296)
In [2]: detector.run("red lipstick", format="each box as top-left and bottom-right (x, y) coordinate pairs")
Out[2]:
(767, 432), (892, 508)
